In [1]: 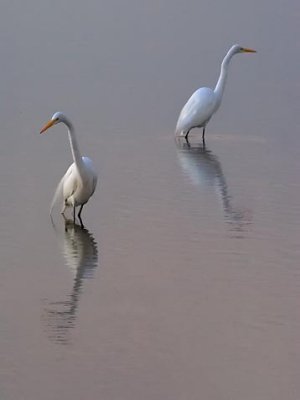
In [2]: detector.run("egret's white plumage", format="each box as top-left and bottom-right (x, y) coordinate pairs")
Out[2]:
(175, 44), (256, 141)
(40, 112), (97, 223)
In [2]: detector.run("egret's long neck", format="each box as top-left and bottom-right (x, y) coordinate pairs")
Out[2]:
(65, 120), (84, 176)
(214, 48), (236, 104)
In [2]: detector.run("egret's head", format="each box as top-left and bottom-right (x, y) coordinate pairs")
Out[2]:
(40, 112), (67, 134)
(232, 44), (256, 54)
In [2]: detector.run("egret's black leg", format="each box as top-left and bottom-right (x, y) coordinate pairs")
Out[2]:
(78, 205), (83, 219)
(78, 215), (84, 228)
(185, 135), (191, 147)
(73, 206), (76, 223)
(78, 205), (84, 228)
(184, 129), (190, 140)
(202, 127), (206, 144)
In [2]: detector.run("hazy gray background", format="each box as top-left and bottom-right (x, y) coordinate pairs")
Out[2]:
(0, 0), (299, 399)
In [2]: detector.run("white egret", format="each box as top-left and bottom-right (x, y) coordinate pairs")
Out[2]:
(175, 44), (256, 141)
(40, 112), (97, 224)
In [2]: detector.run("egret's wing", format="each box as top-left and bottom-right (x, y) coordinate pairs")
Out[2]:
(50, 165), (74, 215)
(50, 175), (65, 216)
(176, 87), (217, 134)
(62, 164), (78, 202)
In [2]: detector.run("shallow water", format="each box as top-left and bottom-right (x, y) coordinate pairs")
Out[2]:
(0, 0), (299, 399)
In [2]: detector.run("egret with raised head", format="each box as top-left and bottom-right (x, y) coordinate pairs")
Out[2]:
(40, 112), (97, 225)
(175, 44), (256, 142)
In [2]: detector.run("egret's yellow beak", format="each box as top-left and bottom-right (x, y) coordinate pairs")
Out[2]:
(241, 48), (256, 53)
(40, 119), (56, 134)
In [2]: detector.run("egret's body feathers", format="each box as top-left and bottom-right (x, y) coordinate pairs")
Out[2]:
(176, 87), (218, 136)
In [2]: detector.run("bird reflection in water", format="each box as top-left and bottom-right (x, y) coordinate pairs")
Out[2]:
(42, 219), (98, 344)
(176, 138), (251, 237)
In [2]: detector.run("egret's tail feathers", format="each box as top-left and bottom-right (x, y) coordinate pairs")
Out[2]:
(50, 176), (64, 216)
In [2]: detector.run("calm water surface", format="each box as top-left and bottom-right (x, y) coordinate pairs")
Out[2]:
(0, 0), (299, 399)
